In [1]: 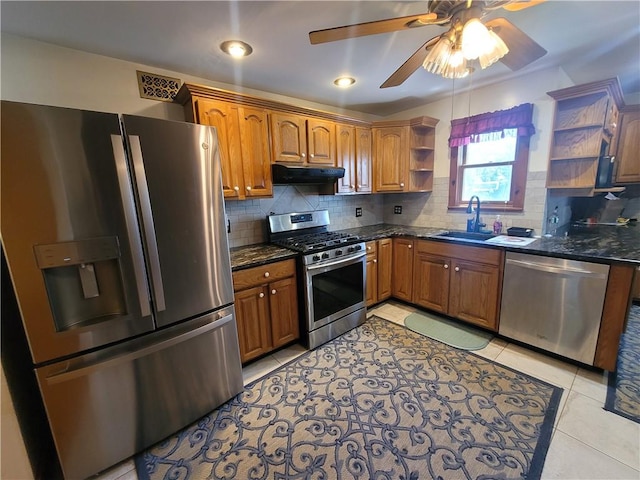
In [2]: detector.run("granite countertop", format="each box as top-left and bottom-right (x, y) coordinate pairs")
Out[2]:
(229, 222), (640, 270)
(230, 243), (298, 271)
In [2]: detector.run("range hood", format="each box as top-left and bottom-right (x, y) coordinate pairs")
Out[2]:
(272, 163), (345, 184)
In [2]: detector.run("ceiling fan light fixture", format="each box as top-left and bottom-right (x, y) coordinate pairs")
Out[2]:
(423, 36), (453, 75)
(461, 18), (493, 60)
(478, 30), (509, 69)
(220, 40), (253, 58)
(333, 76), (356, 87)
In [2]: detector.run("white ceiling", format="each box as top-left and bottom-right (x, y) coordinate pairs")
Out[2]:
(1, 1), (639, 116)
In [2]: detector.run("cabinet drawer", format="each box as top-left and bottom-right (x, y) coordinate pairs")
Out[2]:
(233, 259), (296, 290)
(365, 240), (377, 256)
(416, 240), (502, 266)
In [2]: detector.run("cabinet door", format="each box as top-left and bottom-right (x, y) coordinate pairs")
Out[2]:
(615, 106), (640, 183)
(270, 112), (307, 163)
(336, 124), (356, 194)
(377, 238), (393, 301)
(413, 253), (449, 313)
(356, 127), (373, 193)
(365, 255), (378, 307)
(238, 106), (273, 197)
(195, 98), (243, 198)
(374, 126), (408, 192)
(235, 286), (272, 362)
(448, 260), (500, 331)
(392, 238), (413, 301)
(269, 276), (300, 348)
(307, 118), (336, 165)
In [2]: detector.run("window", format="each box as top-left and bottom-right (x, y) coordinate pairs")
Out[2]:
(448, 103), (535, 211)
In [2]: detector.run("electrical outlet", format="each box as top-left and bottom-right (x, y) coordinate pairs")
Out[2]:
(355, 207), (362, 217)
(394, 205), (402, 214)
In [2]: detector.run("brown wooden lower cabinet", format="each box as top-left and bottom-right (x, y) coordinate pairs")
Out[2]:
(392, 238), (414, 301)
(232, 259), (299, 363)
(365, 238), (393, 307)
(412, 240), (503, 331)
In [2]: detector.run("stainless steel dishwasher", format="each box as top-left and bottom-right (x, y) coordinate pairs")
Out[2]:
(499, 252), (610, 365)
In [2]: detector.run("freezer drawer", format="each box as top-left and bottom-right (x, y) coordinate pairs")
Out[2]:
(35, 306), (243, 480)
(499, 252), (609, 365)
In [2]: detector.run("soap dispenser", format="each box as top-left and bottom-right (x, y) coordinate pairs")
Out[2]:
(493, 215), (503, 235)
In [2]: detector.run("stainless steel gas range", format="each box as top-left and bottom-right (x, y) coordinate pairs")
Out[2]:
(268, 210), (366, 349)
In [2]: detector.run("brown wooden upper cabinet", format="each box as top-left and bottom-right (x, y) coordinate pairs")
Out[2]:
(373, 123), (408, 192)
(336, 124), (372, 194)
(183, 97), (272, 200)
(546, 78), (624, 196)
(270, 112), (336, 165)
(372, 116), (438, 193)
(614, 104), (640, 184)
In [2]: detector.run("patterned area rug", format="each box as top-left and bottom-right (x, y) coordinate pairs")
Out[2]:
(605, 304), (640, 424)
(135, 316), (562, 480)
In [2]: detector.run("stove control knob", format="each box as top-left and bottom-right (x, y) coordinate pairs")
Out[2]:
(347, 246), (355, 253)
(335, 250), (343, 256)
(321, 253), (330, 260)
(312, 255), (320, 261)
(354, 244), (362, 251)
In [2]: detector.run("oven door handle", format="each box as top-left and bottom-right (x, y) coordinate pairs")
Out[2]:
(305, 251), (366, 270)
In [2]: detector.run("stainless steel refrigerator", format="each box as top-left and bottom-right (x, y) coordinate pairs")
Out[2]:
(0, 101), (244, 479)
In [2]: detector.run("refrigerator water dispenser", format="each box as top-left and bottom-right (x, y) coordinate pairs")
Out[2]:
(34, 237), (127, 331)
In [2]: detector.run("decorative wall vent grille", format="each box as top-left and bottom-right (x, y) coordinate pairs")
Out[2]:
(136, 71), (181, 102)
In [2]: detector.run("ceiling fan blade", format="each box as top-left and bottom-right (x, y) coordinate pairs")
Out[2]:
(380, 36), (441, 88)
(309, 12), (437, 44)
(485, 17), (547, 71)
(502, 0), (546, 12)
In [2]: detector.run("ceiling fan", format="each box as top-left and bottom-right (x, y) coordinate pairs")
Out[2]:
(309, 0), (548, 87)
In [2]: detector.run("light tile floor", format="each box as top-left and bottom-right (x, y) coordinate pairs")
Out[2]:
(98, 300), (640, 480)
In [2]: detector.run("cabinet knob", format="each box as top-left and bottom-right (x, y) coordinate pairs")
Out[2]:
(400, 182), (405, 188)
(367, 246), (372, 251)
(246, 186), (252, 191)
(350, 185), (354, 189)
(259, 292), (265, 298)
(408, 244), (412, 249)
(264, 272), (270, 278)
(301, 153), (306, 158)
(234, 186), (240, 192)
(357, 185), (362, 189)
(444, 264), (449, 269)
(454, 266), (460, 272)
(309, 153), (314, 158)
(271, 289), (277, 295)
(373, 259), (377, 263)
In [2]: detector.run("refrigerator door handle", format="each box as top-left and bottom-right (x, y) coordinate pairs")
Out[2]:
(129, 135), (167, 312)
(45, 312), (235, 385)
(110, 135), (151, 318)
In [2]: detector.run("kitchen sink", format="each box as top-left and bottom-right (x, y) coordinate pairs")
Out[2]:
(437, 231), (497, 241)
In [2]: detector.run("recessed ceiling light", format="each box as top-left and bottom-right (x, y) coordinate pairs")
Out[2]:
(220, 40), (253, 58)
(334, 77), (356, 88)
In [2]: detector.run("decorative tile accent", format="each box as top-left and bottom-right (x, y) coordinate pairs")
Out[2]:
(136, 71), (181, 102)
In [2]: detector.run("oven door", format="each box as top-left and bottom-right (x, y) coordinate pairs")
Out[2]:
(303, 252), (366, 332)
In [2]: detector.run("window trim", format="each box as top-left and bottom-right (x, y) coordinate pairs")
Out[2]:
(448, 134), (531, 212)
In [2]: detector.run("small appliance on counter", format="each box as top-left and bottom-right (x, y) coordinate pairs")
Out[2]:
(506, 227), (533, 237)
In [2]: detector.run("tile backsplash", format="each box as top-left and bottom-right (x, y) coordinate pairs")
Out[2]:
(225, 171), (551, 248)
(225, 186), (383, 247)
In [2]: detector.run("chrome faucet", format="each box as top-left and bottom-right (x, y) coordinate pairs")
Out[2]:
(466, 196), (482, 232)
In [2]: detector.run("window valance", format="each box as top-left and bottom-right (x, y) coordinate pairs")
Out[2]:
(448, 103), (535, 147)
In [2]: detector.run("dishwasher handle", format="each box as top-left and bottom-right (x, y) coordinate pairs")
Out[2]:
(506, 258), (608, 279)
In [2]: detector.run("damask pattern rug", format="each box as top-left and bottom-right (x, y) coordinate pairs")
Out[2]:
(605, 304), (640, 424)
(135, 316), (562, 480)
